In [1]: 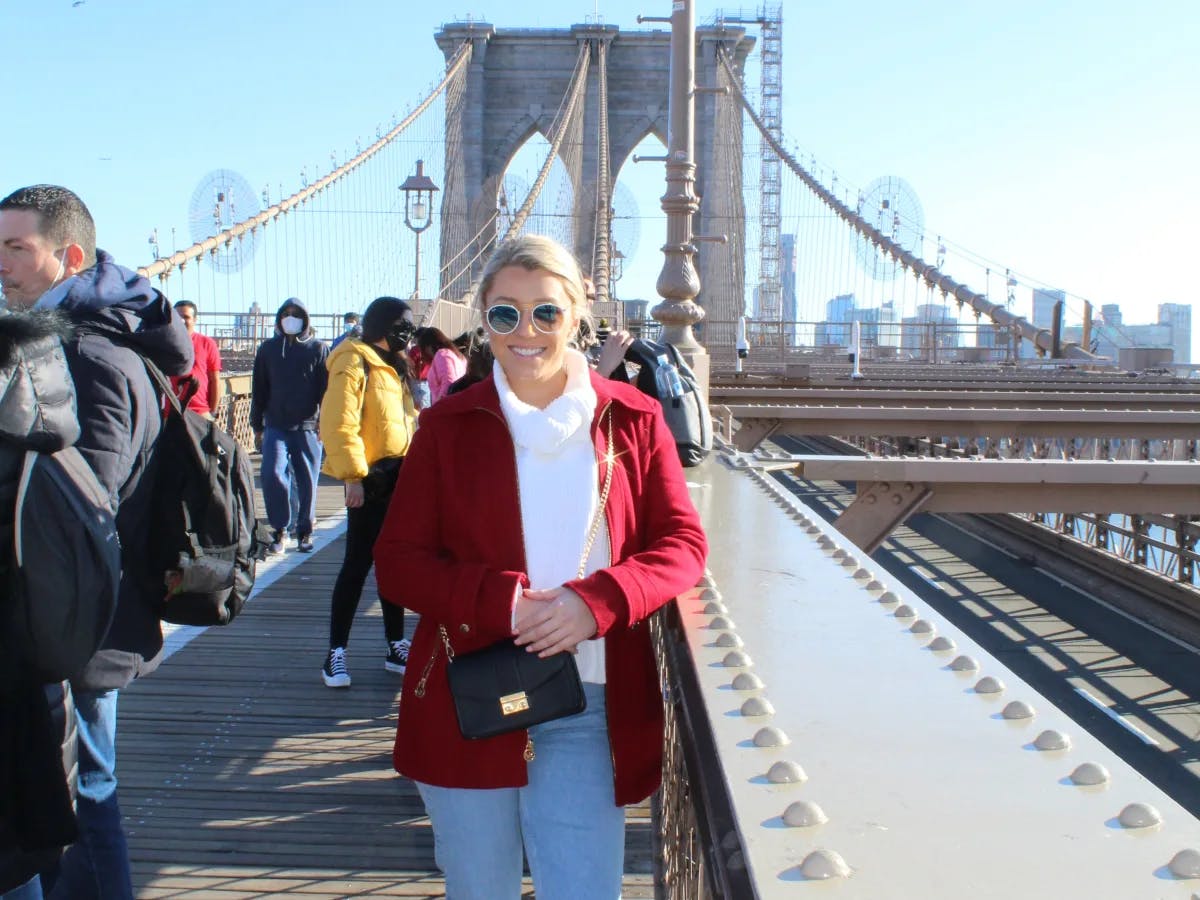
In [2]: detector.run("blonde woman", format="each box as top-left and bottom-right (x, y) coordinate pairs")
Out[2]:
(375, 236), (707, 898)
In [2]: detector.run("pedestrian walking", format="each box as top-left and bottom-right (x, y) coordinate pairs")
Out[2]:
(250, 298), (329, 554)
(318, 297), (419, 687)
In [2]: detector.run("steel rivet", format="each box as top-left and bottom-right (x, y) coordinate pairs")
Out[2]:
(703, 601), (729, 615)
(722, 650), (752, 668)
(783, 800), (828, 827)
(878, 591), (899, 604)
(928, 636), (956, 653)
(853, 567), (871, 579)
(708, 615), (736, 630)
(866, 579), (884, 591)
(753, 726), (789, 747)
(805, 526), (821, 535)
(1117, 803), (1162, 828)
(894, 604), (916, 618)
(949, 655), (979, 672)
(767, 760), (807, 784)
(1002, 700), (1035, 720)
(798, 849), (851, 880)
(1167, 848), (1200, 878)
(1069, 762), (1110, 786)
(732, 672), (764, 691)
(831, 548), (848, 560)
(974, 675), (1004, 692)
(740, 696), (774, 717)
(715, 632), (743, 649)
(840, 556), (858, 568)
(910, 619), (935, 635)
(818, 536), (835, 548)
(700, 587), (723, 602)
(1034, 730), (1070, 751)
(698, 573), (717, 588)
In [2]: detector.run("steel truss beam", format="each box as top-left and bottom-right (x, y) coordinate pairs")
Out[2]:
(789, 455), (1200, 554)
(729, 405), (1200, 451)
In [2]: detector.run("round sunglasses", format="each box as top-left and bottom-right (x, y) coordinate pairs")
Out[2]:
(484, 302), (568, 335)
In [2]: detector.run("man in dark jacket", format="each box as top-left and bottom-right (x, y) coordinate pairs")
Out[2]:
(0, 185), (193, 900)
(0, 311), (82, 898)
(250, 298), (328, 554)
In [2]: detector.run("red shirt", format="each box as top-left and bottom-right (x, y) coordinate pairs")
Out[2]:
(171, 332), (222, 414)
(373, 372), (708, 805)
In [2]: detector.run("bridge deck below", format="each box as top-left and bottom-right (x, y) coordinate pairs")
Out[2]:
(120, 475), (654, 897)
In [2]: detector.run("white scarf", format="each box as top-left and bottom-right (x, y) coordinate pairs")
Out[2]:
(494, 349), (608, 683)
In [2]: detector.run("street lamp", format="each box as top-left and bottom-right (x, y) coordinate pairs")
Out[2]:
(610, 244), (626, 301)
(399, 160), (439, 299)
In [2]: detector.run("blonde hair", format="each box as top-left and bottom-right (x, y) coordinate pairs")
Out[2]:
(476, 234), (594, 335)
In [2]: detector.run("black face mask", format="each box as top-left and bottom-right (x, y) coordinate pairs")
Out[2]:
(385, 320), (415, 354)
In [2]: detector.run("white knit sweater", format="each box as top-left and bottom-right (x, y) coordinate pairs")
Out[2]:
(494, 350), (609, 684)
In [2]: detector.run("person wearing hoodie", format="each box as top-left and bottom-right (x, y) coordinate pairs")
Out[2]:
(250, 298), (329, 554)
(0, 185), (193, 900)
(0, 311), (83, 899)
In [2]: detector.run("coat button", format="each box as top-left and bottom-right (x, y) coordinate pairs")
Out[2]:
(460, 624), (470, 633)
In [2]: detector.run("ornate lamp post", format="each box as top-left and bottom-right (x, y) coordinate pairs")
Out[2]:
(610, 244), (625, 301)
(399, 160), (439, 299)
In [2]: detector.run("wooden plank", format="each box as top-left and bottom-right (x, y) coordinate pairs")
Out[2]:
(123, 477), (656, 895)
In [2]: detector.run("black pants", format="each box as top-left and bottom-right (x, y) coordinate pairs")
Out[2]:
(328, 492), (405, 649)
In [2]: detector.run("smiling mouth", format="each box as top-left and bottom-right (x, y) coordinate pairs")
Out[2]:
(510, 347), (545, 358)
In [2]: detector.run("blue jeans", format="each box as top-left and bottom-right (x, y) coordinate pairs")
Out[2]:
(1, 876), (43, 900)
(261, 427), (322, 536)
(416, 683), (624, 900)
(46, 689), (132, 900)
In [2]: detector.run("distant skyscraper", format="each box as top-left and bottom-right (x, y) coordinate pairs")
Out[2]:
(1032, 288), (1066, 330)
(816, 293), (855, 347)
(781, 234), (797, 345)
(1157, 303), (1192, 364)
(1100, 303), (1123, 327)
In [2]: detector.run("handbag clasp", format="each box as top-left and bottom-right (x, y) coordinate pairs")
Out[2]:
(500, 691), (530, 715)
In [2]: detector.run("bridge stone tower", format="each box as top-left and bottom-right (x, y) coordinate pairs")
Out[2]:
(435, 21), (754, 348)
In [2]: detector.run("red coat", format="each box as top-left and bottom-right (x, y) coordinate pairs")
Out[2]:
(374, 370), (707, 805)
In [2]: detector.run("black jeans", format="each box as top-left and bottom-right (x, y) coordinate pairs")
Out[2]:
(328, 491), (405, 649)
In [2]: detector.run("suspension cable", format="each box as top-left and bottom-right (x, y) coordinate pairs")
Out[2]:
(138, 40), (472, 281)
(716, 46), (1095, 360)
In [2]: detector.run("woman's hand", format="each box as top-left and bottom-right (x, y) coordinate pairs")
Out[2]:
(514, 586), (598, 657)
(595, 329), (633, 377)
(344, 481), (365, 509)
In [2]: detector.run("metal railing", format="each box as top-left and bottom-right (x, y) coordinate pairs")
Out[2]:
(651, 601), (755, 899)
(1019, 512), (1200, 588)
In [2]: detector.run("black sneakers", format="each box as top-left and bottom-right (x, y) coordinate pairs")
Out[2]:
(322, 647), (351, 688)
(268, 529), (284, 555)
(385, 639), (410, 675)
(297, 533), (314, 553)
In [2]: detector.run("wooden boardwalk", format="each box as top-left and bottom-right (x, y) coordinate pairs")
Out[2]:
(119, 475), (654, 898)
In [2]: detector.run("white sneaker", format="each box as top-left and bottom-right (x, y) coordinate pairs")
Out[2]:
(322, 647), (351, 688)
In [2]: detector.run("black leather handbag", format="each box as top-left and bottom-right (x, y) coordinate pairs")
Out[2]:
(427, 409), (615, 741)
(445, 641), (585, 739)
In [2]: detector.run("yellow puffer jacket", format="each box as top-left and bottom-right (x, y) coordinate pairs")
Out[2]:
(319, 339), (418, 482)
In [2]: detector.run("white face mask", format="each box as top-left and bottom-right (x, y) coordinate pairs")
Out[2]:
(280, 315), (304, 336)
(344, 322), (356, 334)
(49, 249), (67, 289)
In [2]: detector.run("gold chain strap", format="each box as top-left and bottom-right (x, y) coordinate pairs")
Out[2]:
(415, 407), (615, 699)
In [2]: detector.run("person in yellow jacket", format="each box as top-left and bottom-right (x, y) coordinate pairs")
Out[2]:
(318, 296), (419, 688)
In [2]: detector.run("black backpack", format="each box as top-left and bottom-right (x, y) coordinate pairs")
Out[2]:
(8, 445), (121, 682)
(623, 339), (713, 467)
(140, 360), (269, 625)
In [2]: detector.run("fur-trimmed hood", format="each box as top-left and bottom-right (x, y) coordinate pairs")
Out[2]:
(0, 309), (78, 452)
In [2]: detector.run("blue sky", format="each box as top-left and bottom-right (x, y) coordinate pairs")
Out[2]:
(2, 1), (1195, 356)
